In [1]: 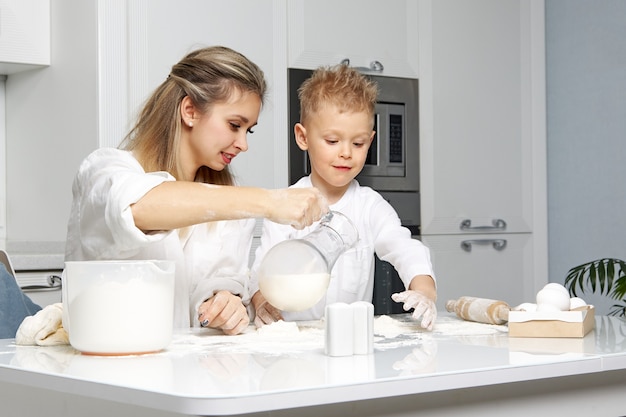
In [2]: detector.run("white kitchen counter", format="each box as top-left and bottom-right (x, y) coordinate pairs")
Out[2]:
(1, 314), (626, 417)
(3, 241), (65, 271)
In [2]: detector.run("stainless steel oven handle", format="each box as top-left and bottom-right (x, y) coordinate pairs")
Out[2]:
(340, 59), (384, 73)
(459, 219), (507, 232)
(460, 239), (507, 252)
(20, 274), (62, 292)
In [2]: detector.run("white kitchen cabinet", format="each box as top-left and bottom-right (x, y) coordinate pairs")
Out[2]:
(287, 0), (419, 78)
(422, 233), (533, 307)
(0, 0), (50, 244)
(0, 0), (50, 75)
(15, 270), (63, 307)
(419, 0), (548, 305)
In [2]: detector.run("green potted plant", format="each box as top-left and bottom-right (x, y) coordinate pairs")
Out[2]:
(565, 258), (626, 317)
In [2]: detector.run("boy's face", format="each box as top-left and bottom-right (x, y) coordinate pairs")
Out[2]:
(295, 104), (374, 199)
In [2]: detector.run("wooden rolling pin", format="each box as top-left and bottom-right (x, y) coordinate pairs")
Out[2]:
(445, 296), (510, 325)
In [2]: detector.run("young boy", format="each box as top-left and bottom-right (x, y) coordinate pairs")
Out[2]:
(249, 64), (437, 330)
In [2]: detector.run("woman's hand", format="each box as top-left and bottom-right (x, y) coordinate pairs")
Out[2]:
(198, 290), (249, 335)
(251, 291), (283, 327)
(267, 187), (329, 229)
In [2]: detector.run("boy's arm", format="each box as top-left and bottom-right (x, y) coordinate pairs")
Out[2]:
(408, 274), (437, 301)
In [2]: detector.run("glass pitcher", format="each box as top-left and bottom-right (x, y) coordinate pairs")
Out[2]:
(257, 211), (359, 312)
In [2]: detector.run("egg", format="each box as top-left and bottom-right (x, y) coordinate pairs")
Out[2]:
(536, 287), (571, 311)
(512, 302), (537, 312)
(569, 297), (587, 310)
(542, 282), (570, 297)
(536, 303), (561, 312)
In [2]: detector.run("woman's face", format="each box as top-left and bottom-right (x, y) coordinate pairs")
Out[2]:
(181, 91), (262, 180)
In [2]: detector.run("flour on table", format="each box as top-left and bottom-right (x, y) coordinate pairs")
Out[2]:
(374, 315), (412, 338)
(433, 316), (508, 335)
(373, 314), (508, 350)
(165, 315), (508, 355)
(256, 320), (300, 336)
(373, 315), (425, 349)
(166, 321), (324, 356)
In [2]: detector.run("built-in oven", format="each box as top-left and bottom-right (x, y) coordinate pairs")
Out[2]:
(288, 68), (420, 314)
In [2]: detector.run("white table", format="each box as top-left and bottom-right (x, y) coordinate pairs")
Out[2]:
(1, 314), (625, 417)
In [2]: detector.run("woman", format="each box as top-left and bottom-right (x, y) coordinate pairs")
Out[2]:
(65, 46), (328, 335)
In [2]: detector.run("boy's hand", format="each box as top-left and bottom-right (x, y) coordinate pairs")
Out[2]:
(391, 290), (437, 331)
(251, 291), (283, 327)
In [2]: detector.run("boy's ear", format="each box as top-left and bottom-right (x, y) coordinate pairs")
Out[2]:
(294, 123), (308, 151)
(369, 131), (376, 145)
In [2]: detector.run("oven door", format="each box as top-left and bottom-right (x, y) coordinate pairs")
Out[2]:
(372, 255), (406, 315)
(360, 102), (406, 178)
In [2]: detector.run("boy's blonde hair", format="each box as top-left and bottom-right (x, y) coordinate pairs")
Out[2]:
(298, 64), (378, 128)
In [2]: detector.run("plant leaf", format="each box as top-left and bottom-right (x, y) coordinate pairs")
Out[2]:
(607, 260), (615, 285)
(609, 301), (626, 317)
(589, 263), (597, 293)
(612, 273), (626, 300)
(565, 258), (625, 299)
(598, 260), (607, 294)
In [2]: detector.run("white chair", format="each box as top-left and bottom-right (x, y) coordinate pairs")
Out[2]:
(0, 249), (16, 278)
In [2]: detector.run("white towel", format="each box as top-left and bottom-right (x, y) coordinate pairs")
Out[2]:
(16, 303), (69, 346)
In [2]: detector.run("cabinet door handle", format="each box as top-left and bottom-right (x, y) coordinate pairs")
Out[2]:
(459, 219), (506, 231)
(340, 59), (384, 73)
(460, 239), (507, 252)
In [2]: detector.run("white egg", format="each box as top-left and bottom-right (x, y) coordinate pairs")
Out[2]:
(536, 287), (571, 311)
(542, 282), (570, 297)
(536, 303), (561, 312)
(512, 302), (537, 312)
(569, 297), (587, 310)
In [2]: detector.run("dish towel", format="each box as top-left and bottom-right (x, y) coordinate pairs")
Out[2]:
(16, 303), (69, 346)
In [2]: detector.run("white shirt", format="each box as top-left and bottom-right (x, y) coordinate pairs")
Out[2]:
(65, 148), (255, 328)
(250, 176), (435, 321)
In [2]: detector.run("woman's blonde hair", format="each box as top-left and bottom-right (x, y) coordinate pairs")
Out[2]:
(298, 64), (378, 128)
(121, 46), (267, 185)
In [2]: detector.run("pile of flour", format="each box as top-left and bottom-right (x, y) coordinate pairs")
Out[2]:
(166, 315), (507, 355)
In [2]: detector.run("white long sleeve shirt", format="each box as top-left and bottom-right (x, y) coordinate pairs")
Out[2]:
(65, 148), (255, 328)
(250, 176), (435, 321)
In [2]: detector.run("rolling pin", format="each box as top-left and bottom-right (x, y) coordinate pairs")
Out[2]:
(445, 296), (510, 325)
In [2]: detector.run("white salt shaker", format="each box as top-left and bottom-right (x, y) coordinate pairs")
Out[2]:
(325, 302), (354, 357)
(352, 301), (374, 355)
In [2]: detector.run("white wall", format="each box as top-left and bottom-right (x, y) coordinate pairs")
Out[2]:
(546, 0), (626, 313)
(5, 0), (99, 243)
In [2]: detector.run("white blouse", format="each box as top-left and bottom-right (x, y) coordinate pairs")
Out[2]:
(65, 147), (255, 328)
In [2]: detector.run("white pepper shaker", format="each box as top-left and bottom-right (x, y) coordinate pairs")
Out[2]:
(324, 302), (354, 357)
(352, 301), (374, 355)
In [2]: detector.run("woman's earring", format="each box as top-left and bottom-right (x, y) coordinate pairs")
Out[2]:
(188, 121), (193, 127)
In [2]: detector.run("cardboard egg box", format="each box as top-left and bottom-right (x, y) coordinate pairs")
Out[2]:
(507, 305), (595, 338)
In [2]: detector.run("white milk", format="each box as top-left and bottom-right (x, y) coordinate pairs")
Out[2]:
(67, 277), (174, 355)
(259, 273), (330, 312)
